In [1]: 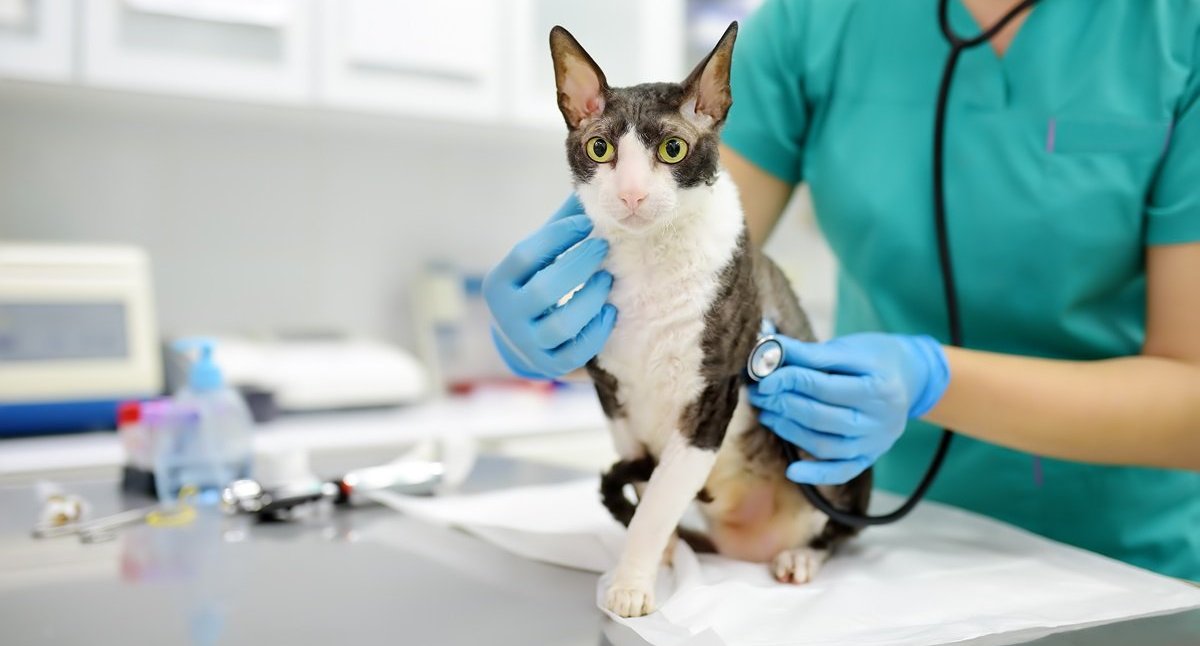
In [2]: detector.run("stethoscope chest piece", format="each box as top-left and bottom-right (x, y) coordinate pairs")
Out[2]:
(747, 335), (783, 382)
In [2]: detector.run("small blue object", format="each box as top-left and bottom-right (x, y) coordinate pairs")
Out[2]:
(0, 399), (121, 436)
(172, 338), (224, 392)
(187, 344), (223, 392)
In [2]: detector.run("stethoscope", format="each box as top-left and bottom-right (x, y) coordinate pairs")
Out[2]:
(747, 0), (1041, 527)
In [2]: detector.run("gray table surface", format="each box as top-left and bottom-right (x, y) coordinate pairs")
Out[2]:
(0, 452), (1196, 646)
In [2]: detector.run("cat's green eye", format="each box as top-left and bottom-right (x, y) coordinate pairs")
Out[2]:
(586, 137), (615, 163)
(658, 137), (689, 164)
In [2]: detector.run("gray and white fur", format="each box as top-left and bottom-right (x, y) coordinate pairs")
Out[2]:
(549, 23), (871, 618)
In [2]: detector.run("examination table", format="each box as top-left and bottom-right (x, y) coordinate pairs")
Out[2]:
(0, 453), (1196, 645)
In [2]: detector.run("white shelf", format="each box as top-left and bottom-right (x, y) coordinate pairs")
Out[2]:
(0, 387), (608, 478)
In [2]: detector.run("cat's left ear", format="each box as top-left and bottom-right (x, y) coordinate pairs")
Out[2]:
(681, 21), (738, 129)
(550, 26), (609, 130)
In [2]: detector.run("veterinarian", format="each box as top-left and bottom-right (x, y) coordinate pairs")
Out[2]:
(484, 0), (1200, 581)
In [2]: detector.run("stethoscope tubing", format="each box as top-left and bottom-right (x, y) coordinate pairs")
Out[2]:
(789, 0), (1042, 528)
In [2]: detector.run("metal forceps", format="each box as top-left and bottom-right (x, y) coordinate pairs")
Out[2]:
(33, 504), (160, 542)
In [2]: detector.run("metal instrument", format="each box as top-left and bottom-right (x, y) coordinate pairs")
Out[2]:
(33, 504), (159, 542)
(747, 320), (784, 382)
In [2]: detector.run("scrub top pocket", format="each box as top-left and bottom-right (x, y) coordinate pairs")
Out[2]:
(1047, 116), (1171, 156)
(1042, 115), (1172, 247)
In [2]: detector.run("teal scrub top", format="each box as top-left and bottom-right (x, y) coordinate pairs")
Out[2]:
(722, 0), (1200, 580)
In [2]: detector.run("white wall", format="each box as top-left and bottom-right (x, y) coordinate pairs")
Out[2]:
(0, 81), (574, 346)
(0, 80), (836, 351)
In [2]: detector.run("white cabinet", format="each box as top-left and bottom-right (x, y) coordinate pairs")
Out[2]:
(0, 0), (73, 82)
(315, 0), (504, 121)
(1, 1), (691, 127)
(79, 0), (313, 104)
(508, 0), (686, 128)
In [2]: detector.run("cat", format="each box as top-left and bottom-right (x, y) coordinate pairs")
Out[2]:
(549, 22), (872, 618)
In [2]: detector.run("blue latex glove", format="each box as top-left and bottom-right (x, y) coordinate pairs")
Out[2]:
(748, 333), (950, 485)
(483, 195), (617, 380)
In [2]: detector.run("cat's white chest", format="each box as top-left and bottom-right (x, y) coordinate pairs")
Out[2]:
(602, 250), (712, 395)
(590, 178), (744, 457)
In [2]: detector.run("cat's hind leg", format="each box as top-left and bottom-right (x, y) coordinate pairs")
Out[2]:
(771, 546), (829, 584)
(769, 516), (859, 584)
(769, 476), (870, 584)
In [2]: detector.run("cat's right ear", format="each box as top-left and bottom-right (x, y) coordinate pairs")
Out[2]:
(550, 26), (608, 130)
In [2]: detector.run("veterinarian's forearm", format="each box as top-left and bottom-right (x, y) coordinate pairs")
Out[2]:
(719, 145), (792, 247)
(924, 347), (1200, 470)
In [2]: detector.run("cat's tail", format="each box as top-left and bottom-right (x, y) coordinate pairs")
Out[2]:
(600, 456), (717, 554)
(600, 456), (655, 526)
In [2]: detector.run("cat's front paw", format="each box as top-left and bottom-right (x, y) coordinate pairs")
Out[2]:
(605, 581), (655, 618)
(770, 547), (828, 584)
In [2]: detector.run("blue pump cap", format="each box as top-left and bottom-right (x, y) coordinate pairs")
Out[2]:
(189, 344), (224, 391)
(174, 338), (224, 392)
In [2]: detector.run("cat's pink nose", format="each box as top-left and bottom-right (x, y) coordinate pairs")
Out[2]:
(620, 191), (646, 211)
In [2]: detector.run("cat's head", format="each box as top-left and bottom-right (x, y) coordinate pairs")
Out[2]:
(550, 22), (738, 235)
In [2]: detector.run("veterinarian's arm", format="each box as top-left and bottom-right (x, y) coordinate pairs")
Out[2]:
(721, 145), (793, 247)
(927, 242), (1200, 471)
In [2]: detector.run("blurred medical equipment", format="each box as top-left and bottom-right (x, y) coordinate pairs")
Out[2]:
(33, 485), (200, 543)
(0, 243), (163, 436)
(222, 437), (463, 520)
(221, 453), (445, 519)
(220, 477), (334, 519)
(33, 481), (88, 530)
(33, 444), (449, 543)
(34, 503), (158, 541)
(169, 334), (429, 415)
(119, 398), (200, 496)
(155, 339), (255, 505)
(414, 262), (518, 392)
(334, 454), (446, 504)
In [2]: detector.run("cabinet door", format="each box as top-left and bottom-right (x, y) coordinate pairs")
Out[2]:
(509, 0), (686, 129)
(315, 0), (504, 121)
(80, 0), (313, 104)
(0, 0), (73, 82)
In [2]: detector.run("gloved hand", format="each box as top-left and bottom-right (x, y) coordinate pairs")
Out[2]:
(748, 333), (950, 485)
(483, 194), (617, 380)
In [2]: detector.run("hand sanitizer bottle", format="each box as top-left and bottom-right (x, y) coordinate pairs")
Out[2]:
(155, 340), (254, 505)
